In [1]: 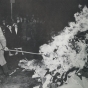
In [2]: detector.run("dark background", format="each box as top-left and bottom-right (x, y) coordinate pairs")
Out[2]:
(0, 0), (88, 33)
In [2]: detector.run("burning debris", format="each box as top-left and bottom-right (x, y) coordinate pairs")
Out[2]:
(19, 5), (88, 88)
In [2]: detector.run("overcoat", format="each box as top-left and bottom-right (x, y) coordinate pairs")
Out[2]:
(0, 27), (6, 66)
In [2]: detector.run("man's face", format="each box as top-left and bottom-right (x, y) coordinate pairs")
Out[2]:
(17, 19), (20, 23)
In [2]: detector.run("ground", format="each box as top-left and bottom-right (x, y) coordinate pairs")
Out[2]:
(0, 50), (88, 88)
(0, 52), (40, 88)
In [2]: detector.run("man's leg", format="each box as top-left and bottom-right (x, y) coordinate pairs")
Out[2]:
(0, 50), (9, 76)
(2, 63), (9, 76)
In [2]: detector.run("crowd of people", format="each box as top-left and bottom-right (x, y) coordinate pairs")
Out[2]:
(0, 15), (42, 55)
(0, 15), (43, 76)
(1, 16), (30, 48)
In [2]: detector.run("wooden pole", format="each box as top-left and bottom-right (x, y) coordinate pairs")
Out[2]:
(7, 49), (42, 55)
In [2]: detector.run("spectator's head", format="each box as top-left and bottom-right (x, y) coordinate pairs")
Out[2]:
(17, 16), (20, 23)
(17, 19), (20, 23)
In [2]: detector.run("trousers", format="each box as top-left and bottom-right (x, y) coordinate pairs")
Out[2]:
(0, 50), (6, 66)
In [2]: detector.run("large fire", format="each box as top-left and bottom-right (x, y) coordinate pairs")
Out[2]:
(19, 5), (88, 88)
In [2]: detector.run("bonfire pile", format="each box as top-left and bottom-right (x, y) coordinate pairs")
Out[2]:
(19, 5), (88, 88)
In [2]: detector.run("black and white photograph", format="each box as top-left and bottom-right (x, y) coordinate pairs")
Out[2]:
(0, 0), (88, 88)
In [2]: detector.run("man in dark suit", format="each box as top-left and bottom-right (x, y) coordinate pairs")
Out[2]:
(12, 23), (21, 48)
(5, 25), (13, 49)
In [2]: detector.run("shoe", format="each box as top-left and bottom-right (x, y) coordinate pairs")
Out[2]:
(2, 64), (10, 77)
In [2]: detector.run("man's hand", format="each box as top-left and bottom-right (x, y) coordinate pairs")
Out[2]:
(3, 47), (9, 51)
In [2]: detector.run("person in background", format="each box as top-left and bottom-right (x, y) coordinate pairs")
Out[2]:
(5, 24), (14, 56)
(11, 23), (22, 55)
(16, 16), (22, 36)
(11, 23), (17, 48)
(14, 23), (21, 48)
(1, 20), (7, 36)
(0, 26), (9, 76)
(21, 18), (27, 45)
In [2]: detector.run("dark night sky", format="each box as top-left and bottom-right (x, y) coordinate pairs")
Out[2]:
(0, 0), (88, 18)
